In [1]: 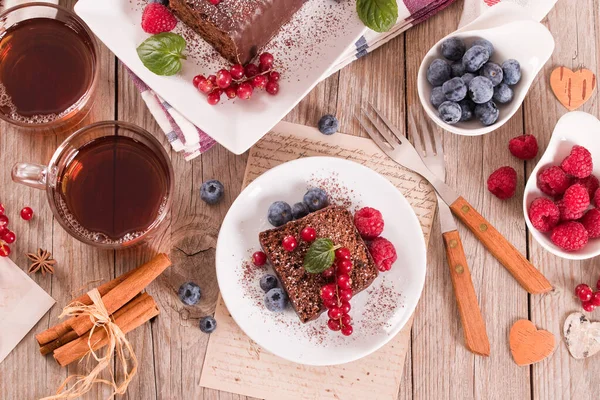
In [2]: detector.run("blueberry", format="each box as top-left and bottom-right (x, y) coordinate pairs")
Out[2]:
(468, 76), (494, 104)
(480, 62), (503, 86)
(199, 316), (217, 333)
(200, 179), (224, 204)
(438, 101), (462, 125)
(502, 59), (521, 85)
(461, 73), (476, 86)
(427, 59), (451, 86)
(442, 77), (467, 101)
(318, 114), (339, 135)
(472, 39), (494, 57)
(475, 101), (499, 126)
(451, 61), (465, 78)
(462, 45), (489, 73)
(291, 202), (309, 219)
(259, 274), (278, 292)
(268, 201), (292, 227)
(458, 99), (474, 122)
(303, 188), (328, 212)
(264, 288), (288, 312)
(430, 86), (446, 108)
(493, 83), (513, 104)
(441, 37), (466, 61)
(178, 282), (202, 306)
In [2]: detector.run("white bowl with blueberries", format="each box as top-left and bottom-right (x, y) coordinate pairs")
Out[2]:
(417, 19), (554, 135)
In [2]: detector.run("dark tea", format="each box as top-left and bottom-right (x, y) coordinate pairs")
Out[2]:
(0, 17), (95, 124)
(56, 136), (171, 244)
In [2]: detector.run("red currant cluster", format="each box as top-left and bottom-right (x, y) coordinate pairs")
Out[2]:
(320, 247), (354, 336)
(192, 52), (281, 106)
(575, 279), (600, 312)
(0, 204), (33, 257)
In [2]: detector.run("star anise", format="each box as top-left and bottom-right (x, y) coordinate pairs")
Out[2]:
(27, 248), (56, 276)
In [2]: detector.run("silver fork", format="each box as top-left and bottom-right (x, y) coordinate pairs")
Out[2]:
(409, 114), (490, 357)
(354, 103), (552, 295)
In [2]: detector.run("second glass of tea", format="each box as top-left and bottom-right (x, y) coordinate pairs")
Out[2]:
(12, 121), (174, 249)
(0, 2), (98, 129)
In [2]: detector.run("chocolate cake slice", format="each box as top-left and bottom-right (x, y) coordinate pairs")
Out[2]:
(259, 206), (379, 323)
(169, 0), (306, 65)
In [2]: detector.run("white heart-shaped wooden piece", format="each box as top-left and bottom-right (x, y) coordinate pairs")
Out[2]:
(563, 312), (600, 359)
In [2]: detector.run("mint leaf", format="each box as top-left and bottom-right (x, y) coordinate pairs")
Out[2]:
(136, 33), (187, 76)
(303, 238), (340, 274)
(356, 0), (398, 33)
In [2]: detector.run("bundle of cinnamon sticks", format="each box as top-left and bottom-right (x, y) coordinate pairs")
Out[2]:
(36, 253), (171, 366)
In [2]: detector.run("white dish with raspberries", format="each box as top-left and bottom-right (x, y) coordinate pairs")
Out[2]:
(215, 157), (427, 365)
(417, 15), (553, 136)
(524, 112), (600, 260)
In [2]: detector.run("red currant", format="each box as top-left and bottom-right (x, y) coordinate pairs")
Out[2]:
(582, 301), (595, 312)
(327, 318), (341, 331)
(300, 226), (316, 242)
(323, 297), (338, 309)
(197, 79), (213, 94)
(341, 314), (352, 326)
(336, 259), (352, 275)
(20, 207), (33, 221)
(336, 274), (352, 290)
(339, 288), (352, 302)
(252, 251), (266, 266)
(0, 215), (8, 227)
(0, 228), (7, 237)
(225, 84), (238, 99)
(208, 75), (217, 85)
(259, 63), (271, 73)
(321, 266), (335, 278)
(576, 284), (593, 302)
(207, 90), (221, 105)
(328, 307), (342, 320)
(2, 230), (15, 244)
(252, 74), (268, 89)
(335, 247), (351, 261)
(268, 71), (280, 82)
(340, 301), (351, 314)
(591, 292), (600, 307)
(244, 64), (259, 78)
(320, 284), (336, 300)
(0, 203), (4, 215)
(341, 324), (353, 336)
(216, 69), (232, 88)
(230, 64), (245, 80)
(282, 235), (297, 252)
(208, 0), (221, 4)
(237, 82), (253, 100)
(192, 74), (205, 87)
(259, 52), (274, 68)
(0, 243), (10, 257)
(265, 81), (279, 95)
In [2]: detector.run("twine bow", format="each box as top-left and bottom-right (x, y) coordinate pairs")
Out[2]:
(41, 289), (138, 400)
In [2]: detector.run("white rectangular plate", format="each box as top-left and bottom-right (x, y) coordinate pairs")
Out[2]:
(74, 0), (367, 154)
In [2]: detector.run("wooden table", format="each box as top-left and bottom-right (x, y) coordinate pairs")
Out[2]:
(1, 1), (599, 399)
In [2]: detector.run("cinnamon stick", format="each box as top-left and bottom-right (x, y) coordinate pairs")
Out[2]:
(53, 293), (159, 367)
(39, 293), (146, 356)
(35, 267), (138, 345)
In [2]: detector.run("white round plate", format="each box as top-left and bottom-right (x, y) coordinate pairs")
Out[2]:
(216, 157), (427, 366)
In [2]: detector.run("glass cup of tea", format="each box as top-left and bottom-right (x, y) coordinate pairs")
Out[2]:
(12, 121), (174, 249)
(0, 2), (99, 129)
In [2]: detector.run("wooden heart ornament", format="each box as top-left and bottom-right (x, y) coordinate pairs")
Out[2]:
(550, 67), (597, 111)
(563, 312), (600, 359)
(509, 319), (555, 366)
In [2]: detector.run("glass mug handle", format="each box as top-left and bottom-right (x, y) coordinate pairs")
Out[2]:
(12, 162), (48, 190)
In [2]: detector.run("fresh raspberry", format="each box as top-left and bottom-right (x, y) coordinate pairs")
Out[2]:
(576, 175), (600, 199)
(508, 134), (538, 160)
(551, 222), (589, 252)
(556, 199), (585, 221)
(594, 188), (600, 208)
(561, 145), (593, 178)
(581, 209), (600, 238)
(487, 166), (517, 199)
(528, 198), (559, 232)
(141, 4), (177, 34)
(367, 237), (397, 272)
(537, 166), (571, 197)
(563, 183), (590, 213)
(354, 207), (384, 240)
